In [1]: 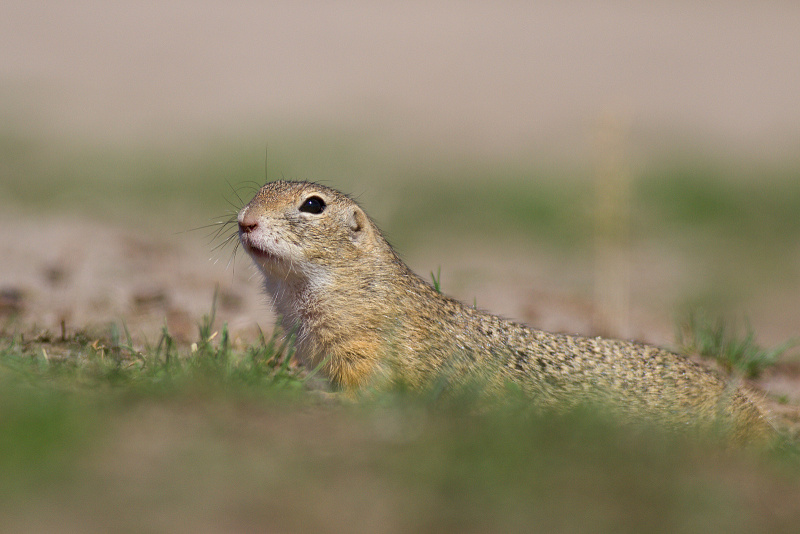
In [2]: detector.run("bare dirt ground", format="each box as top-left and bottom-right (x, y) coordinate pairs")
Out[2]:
(1, 1), (799, 431)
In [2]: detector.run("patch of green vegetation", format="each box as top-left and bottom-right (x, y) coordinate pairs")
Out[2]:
(387, 164), (591, 250)
(1, 302), (308, 399)
(637, 160), (800, 250)
(0, 133), (273, 231)
(356, 407), (781, 533)
(0, 299), (309, 495)
(676, 310), (797, 378)
(3, 129), (800, 258)
(2, 371), (799, 533)
(0, 370), (97, 498)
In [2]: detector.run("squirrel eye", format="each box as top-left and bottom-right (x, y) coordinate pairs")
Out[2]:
(299, 196), (326, 214)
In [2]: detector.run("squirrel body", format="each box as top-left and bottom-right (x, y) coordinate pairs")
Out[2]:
(238, 180), (773, 443)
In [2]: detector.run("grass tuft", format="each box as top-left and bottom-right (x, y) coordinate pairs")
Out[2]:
(430, 266), (442, 293)
(676, 310), (797, 378)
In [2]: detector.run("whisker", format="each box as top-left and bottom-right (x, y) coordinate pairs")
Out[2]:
(225, 179), (246, 206)
(189, 218), (236, 234)
(224, 180), (261, 208)
(209, 219), (239, 242)
(181, 212), (237, 235)
(188, 179), (259, 275)
(224, 241), (241, 272)
(190, 221), (229, 231)
(210, 231), (240, 253)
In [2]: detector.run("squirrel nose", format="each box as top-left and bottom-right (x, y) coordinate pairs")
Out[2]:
(238, 212), (258, 234)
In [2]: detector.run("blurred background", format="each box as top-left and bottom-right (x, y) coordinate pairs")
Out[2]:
(1, 0), (799, 348)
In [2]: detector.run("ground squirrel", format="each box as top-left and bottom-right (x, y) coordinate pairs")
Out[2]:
(237, 180), (773, 443)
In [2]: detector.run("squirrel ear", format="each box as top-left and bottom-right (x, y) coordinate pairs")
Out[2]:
(347, 207), (369, 241)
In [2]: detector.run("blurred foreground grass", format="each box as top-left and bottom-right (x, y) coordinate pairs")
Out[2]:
(2, 309), (800, 533)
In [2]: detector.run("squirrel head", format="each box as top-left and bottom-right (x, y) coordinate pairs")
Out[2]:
(238, 181), (380, 281)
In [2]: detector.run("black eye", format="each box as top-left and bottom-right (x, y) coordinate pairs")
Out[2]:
(299, 196), (326, 214)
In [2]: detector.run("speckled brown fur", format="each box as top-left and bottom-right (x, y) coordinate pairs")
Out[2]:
(238, 180), (774, 444)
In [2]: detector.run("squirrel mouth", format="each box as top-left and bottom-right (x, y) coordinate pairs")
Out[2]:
(243, 243), (279, 263)
(239, 235), (281, 264)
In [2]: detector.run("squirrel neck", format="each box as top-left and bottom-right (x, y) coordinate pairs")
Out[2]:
(264, 241), (430, 362)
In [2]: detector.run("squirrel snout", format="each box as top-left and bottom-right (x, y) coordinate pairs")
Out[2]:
(238, 213), (258, 234)
(239, 221), (258, 234)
